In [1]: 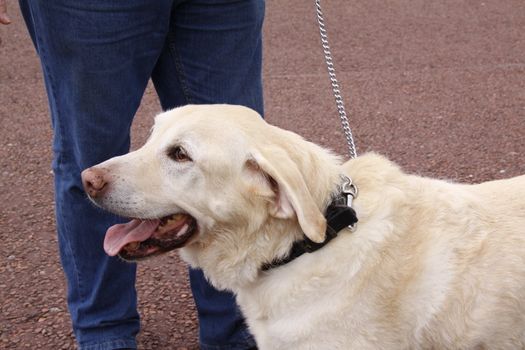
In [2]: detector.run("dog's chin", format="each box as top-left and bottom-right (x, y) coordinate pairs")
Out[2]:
(104, 213), (199, 262)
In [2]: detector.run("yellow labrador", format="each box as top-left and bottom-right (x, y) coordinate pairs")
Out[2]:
(82, 105), (525, 349)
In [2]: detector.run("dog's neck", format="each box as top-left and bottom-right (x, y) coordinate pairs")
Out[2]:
(180, 217), (306, 291)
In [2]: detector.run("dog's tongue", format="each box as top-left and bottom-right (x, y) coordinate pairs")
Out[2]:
(104, 219), (160, 256)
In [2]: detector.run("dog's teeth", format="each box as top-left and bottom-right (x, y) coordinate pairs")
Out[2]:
(175, 224), (189, 238)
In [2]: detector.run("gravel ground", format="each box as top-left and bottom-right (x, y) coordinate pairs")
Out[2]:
(1, 1), (524, 349)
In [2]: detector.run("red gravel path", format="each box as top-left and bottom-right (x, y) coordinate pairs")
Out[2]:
(1, 1), (524, 348)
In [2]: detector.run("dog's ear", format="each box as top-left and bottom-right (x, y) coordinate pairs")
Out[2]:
(243, 149), (326, 243)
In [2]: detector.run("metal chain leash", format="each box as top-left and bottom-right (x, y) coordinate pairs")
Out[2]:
(315, 0), (357, 159)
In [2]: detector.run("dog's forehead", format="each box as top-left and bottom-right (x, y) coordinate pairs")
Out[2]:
(152, 105), (266, 144)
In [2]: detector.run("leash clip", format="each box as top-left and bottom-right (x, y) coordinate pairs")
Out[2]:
(340, 175), (358, 231)
(340, 175), (358, 207)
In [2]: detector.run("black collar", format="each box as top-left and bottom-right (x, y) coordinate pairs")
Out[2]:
(262, 179), (358, 271)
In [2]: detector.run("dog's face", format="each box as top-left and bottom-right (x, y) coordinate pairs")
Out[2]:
(82, 105), (328, 264)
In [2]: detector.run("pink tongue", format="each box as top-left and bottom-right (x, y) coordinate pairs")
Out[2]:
(104, 219), (160, 256)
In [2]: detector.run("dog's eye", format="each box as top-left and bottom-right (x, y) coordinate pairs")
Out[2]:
(167, 146), (192, 162)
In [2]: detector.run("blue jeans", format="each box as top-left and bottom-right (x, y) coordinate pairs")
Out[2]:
(19, 1), (264, 349)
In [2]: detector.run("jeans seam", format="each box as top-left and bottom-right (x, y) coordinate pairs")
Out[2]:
(26, 1), (85, 304)
(167, 31), (193, 104)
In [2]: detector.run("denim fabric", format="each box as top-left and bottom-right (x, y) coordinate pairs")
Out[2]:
(19, 0), (264, 349)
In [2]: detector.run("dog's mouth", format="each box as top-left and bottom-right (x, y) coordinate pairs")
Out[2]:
(104, 213), (197, 261)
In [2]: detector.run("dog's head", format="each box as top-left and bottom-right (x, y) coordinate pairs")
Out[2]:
(82, 105), (340, 285)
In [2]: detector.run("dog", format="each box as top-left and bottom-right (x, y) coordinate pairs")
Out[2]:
(82, 104), (525, 349)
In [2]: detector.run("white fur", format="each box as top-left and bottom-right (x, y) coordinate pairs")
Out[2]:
(89, 104), (525, 349)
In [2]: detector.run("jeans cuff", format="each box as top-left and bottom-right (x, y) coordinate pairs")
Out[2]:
(79, 338), (137, 350)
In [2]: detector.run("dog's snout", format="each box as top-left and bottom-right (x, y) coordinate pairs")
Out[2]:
(81, 167), (109, 198)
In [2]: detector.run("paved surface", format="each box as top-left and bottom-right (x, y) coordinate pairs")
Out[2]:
(1, 0), (524, 348)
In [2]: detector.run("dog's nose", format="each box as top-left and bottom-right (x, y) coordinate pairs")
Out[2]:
(81, 167), (109, 198)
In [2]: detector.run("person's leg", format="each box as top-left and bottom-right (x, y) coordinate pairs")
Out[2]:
(152, 0), (264, 114)
(151, 1), (264, 349)
(19, 1), (174, 349)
